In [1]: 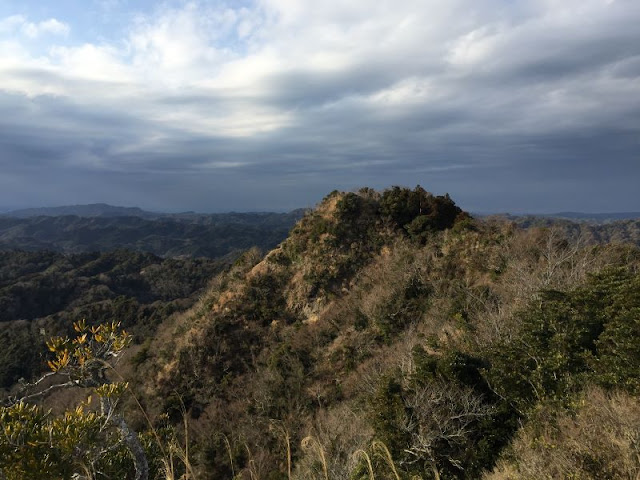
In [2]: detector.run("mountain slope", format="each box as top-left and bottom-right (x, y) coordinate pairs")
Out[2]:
(132, 187), (499, 477)
(131, 187), (639, 479)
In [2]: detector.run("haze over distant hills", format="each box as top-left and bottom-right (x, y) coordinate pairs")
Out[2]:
(5, 203), (640, 222)
(4, 203), (162, 219)
(475, 211), (640, 223)
(2, 203), (305, 219)
(541, 211), (640, 221)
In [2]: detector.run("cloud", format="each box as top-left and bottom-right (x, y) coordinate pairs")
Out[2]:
(0, 15), (69, 38)
(23, 18), (69, 38)
(0, 1), (639, 211)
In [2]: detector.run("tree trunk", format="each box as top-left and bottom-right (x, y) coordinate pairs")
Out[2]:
(114, 414), (149, 480)
(431, 464), (441, 480)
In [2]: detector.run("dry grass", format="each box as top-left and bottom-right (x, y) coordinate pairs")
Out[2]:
(486, 387), (640, 480)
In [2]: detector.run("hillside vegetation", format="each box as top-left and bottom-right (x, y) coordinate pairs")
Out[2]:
(0, 211), (303, 257)
(507, 215), (640, 246)
(125, 186), (637, 479)
(0, 250), (225, 390)
(2, 186), (639, 480)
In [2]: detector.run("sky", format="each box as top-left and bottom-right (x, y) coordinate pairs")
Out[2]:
(0, 0), (639, 213)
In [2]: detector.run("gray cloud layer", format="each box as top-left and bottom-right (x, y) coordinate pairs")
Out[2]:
(0, 0), (639, 212)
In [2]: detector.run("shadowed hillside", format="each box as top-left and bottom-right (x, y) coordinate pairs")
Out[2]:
(0, 250), (226, 390)
(0, 210), (304, 257)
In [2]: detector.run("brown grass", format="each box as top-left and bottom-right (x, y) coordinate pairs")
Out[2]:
(486, 387), (640, 480)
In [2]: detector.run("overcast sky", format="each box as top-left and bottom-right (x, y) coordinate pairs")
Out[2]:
(0, 0), (638, 213)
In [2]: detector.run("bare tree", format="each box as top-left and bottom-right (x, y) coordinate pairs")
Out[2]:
(401, 382), (493, 478)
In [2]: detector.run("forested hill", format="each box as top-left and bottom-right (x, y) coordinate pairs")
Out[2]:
(0, 210), (304, 257)
(125, 186), (639, 479)
(2, 187), (639, 480)
(501, 215), (640, 246)
(0, 249), (226, 390)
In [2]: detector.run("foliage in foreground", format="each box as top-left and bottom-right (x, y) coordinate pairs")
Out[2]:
(0, 321), (189, 480)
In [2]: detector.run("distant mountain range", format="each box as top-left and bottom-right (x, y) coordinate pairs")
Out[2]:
(4, 203), (161, 218)
(476, 211), (640, 223)
(541, 211), (640, 221)
(4, 203), (640, 223)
